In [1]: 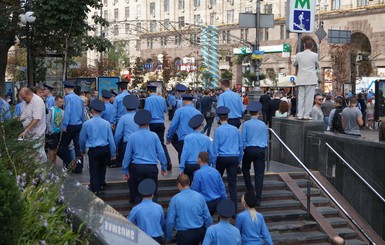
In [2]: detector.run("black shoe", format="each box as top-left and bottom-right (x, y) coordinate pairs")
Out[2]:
(237, 167), (242, 175)
(256, 200), (261, 207)
(167, 164), (172, 171)
(101, 182), (107, 190)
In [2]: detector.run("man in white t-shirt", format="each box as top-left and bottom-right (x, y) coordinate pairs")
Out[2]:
(19, 87), (47, 160)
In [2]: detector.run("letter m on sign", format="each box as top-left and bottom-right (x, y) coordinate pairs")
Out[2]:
(295, 0), (310, 9)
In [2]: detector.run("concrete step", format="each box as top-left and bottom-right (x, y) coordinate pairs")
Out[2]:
(272, 230), (328, 244)
(301, 187), (321, 196)
(310, 196), (330, 206)
(326, 217), (349, 227)
(263, 209), (308, 222)
(267, 220), (318, 232)
(317, 206), (339, 217)
(335, 227), (358, 240)
(345, 240), (368, 245)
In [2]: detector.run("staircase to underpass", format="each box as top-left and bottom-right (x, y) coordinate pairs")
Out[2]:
(97, 172), (369, 244)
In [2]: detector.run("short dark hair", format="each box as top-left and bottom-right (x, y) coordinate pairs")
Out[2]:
(177, 174), (190, 187)
(221, 79), (230, 88)
(218, 114), (228, 121)
(204, 89), (210, 95)
(250, 111), (258, 116)
(349, 96), (358, 105)
(325, 95), (331, 100)
(55, 95), (63, 101)
(198, 151), (209, 163)
(304, 39), (313, 49)
(335, 97), (342, 105)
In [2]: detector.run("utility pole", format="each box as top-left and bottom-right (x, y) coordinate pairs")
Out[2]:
(99, 4), (104, 76)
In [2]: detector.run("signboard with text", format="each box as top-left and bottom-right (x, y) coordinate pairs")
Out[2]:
(288, 0), (316, 33)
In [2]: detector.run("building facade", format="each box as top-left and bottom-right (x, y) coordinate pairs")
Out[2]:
(87, 0), (385, 91)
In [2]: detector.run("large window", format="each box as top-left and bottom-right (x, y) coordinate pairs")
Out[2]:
(125, 7), (129, 19)
(125, 23), (130, 34)
(147, 38), (153, 49)
(245, 28), (248, 42)
(103, 10), (108, 20)
(194, 0), (200, 7)
(175, 34), (182, 45)
(164, 19), (170, 29)
(264, 29), (269, 41)
(150, 20), (157, 32)
(136, 22), (141, 31)
(210, 12), (215, 25)
(332, 0), (340, 9)
(178, 16), (185, 28)
(178, 0), (184, 10)
(150, 2), (155, 17)
(113, 25), (119, 35)
(245, 6), (253, 13)
(227, 9), (234, 23)
(164, 0), (170, 12)
(114, 8), (119, 20)
(357, 0), (368, 6)
(161, 36), (168, 47)
(280, 25), (285, 40)
(194, 14), (201, 24)
(210, 0), (216, 5)
(240, 29), (244, 41)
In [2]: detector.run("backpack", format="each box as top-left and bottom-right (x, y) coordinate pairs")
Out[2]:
(331, 108), (344, 133)
(205, 100), (217, 118)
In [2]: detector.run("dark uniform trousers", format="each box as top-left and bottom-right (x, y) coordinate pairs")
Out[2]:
(242, 146), (266, 201)
(176, 226), (205, 245)
(203, 116), (214, 136)
(227, 118), (241, 129)
(184, 163), (200, 183)
(149, 123), (172, 169)
(88, 145), (110, 193)
(216, 156), (239, 210)
(131, 164), (159, 204)
(120, 142), (135, 203)
(168, 105), (176, 121)
(59, 124), (83, 172)
(206, 198), (221, 216)
(115, 138), (125, 167)
(171, 136), (184, 163)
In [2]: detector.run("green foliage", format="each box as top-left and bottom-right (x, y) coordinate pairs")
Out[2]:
(221, 69), (233, 80)
(201, 70), (214, 88)
(0, 118), (88, 244)
(162, 51), (172, 84)
(132, 57), (145, 87)
(0, 159), (24, 245)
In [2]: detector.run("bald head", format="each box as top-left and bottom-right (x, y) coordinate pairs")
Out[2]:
(19, 88), (34, 103)
(331, 236), (345, 245)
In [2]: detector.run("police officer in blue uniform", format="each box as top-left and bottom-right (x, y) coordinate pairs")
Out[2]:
(217, 79), (245, 129)
(213, 106), (243, 210)
(79, 99), (116, 195)
(166, 174), (213, 245)
(191, 151), (227, 215)
(100, 90), (116, 127)
(122, 109), (167, 204)
(113, 80), (130, 125)
(128, 179), (165, 244)
(115, 95), (139, 202)
(175, 84), (187, 109)
(241, 101), (268, 207)
(167, 91), (176, 120)
(60, 80), (85, 172)
(203, 199), (241, 245)
(180, 114), (213, 181)
(145, 84), (172, 171)
(166, 94), (201, 161)
(43, 83), (55, 109)
(236, 192), (273, 245)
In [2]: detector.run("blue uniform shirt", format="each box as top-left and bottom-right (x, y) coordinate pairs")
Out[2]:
(235, 209), (273, 245)
(79, 115), (116, 157)
(113, 90), (129, 124)
(114, 111), (138, 148)
(218, 90), (245, 119)
(212, 122), (243, 164)
(45, 95), (55, 109)
(180, 131), (214, 172)
(166, 104), (201, 141)
(122, 128), (167, 175)
(165, 188), (213, 241)
(101, 101), (116, 125)
(176, 95), (183, 109)
(63, 92), (84, 128)
(167, 94), (176, 107)
(0, 98), (10, 121)
(14, 102), (22, 118)
(202, 220), (241, 245)
(144, 94), (168, 123)
(128, 199), (164, 238)
(191, 164), (227, 202)
(241, 118), (268, 148)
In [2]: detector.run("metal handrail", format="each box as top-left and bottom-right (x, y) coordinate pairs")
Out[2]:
(326, 142), (385, 204)
(268, 128), (375, 245)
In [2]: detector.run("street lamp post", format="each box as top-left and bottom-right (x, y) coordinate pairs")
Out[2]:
(20, 11), (36, 87)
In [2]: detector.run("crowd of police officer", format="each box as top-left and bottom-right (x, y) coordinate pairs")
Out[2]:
(58, 78), (272, 244)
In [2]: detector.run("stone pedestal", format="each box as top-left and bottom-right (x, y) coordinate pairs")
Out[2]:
(270, 117), (324, 168)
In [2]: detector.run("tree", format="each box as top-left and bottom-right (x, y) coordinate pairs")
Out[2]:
(6, 47), (27, 82)
(30, 0), (111, 81)
(0, 0), (22, 97)
(201, 70), (214, 88)
(221, 69), (233, 80)
(266, 68), (278, 89)
(161, 51), (172, 84)
(329, 44), (351, 93)
(132, 57), (144, 88)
